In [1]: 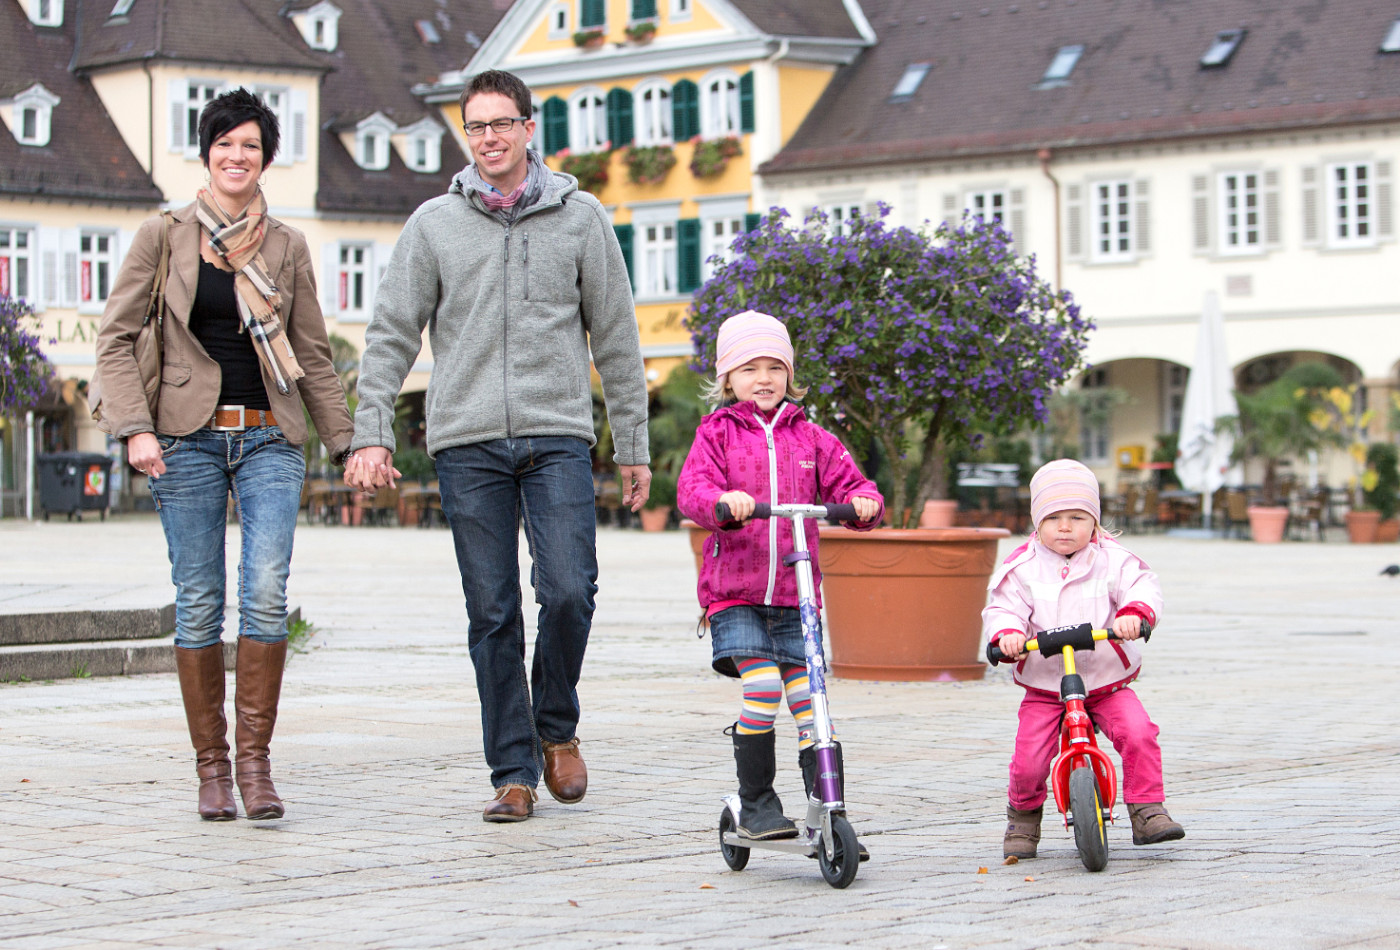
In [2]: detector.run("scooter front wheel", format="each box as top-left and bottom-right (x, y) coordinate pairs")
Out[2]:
(1069, 766), (1109, 872)
(818, 815), (859, 888)
(718, 808), (750, 871)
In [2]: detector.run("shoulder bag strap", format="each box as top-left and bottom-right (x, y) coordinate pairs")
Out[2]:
(143, 211), (173, 330)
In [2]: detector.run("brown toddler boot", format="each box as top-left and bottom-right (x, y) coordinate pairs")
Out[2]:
(1127, 802), (1185, 845)
(1003, 804), (1043, 859)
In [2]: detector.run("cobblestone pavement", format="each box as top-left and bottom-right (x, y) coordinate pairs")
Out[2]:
(1, 514), (1398, 949)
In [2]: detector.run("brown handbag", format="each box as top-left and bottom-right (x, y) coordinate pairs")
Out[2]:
(91, 211), (172, 432)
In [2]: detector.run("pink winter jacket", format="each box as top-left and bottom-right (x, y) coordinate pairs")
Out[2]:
(677, 400), (883, 612)
(982, 534), (1163, 697)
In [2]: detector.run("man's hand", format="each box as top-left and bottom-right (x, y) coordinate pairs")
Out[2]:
(126, 432), (165, 479)
(345, 446), (400, 493)
(620, 464), (651, 512)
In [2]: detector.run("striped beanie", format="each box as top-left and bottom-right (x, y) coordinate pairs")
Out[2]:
(715, 310), (795, 380)
(1029, 459), (1101, 528)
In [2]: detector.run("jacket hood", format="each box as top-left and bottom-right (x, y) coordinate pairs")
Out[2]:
(448, 159), (577, 207)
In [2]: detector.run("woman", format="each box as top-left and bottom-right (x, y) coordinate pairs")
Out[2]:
(95, 89), (354, 821)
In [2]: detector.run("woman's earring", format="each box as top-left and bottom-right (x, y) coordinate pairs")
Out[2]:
(259, 172), (268, 187)
(202, 168), (211, 184)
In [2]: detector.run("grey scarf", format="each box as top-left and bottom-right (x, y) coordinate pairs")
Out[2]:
(463, 147), (549, 224)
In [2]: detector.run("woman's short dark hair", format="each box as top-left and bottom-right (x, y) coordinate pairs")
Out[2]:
(459, 69), (532, 125)
(198, 88), (280, 169)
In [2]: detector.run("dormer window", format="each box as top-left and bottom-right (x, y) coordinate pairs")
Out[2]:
(28, 0), (62, 26)
(293, 1), (342, 52)
(1201, 29), (1245, 68)
(7, 84), (61, 147)
(398, 118), (444, 173)
(354, 113), (394, 170)
(1382, 17), (1400, 53)
(1039, 45), (1083, 87)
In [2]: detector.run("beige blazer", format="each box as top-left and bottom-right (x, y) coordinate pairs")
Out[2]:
(94, 201), (353, 458)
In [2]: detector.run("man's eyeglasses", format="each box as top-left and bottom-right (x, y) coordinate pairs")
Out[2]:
(462, 117), (530, 136)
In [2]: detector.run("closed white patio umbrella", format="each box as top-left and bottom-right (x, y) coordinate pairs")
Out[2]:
(1175, 291), (1239, 530)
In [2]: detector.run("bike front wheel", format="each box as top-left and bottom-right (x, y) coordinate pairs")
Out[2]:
(818, 815), (860, 888)
(1069, 766), (1109, 872)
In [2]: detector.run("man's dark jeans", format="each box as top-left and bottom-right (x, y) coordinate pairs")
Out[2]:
(436, 437), (599, 789)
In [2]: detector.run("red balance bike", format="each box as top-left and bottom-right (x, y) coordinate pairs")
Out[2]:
(987, 621), (1152, 871)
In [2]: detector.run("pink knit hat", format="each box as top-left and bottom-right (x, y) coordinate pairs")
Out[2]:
(1029, 459), (1101, 528)
(715, 310), (795, 380)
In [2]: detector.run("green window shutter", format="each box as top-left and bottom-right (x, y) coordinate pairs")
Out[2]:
(632, 0), (657, 18)
(677, 218), (702, 293)
(739, 71), (755, 134)
(606, 87), (634, 147)
(613, 224), (634, 289)
(671, 79), (698, 141)
(542, 96), (568, 155)
(581, 0), (606, 28)
(744, 211), (762, 233)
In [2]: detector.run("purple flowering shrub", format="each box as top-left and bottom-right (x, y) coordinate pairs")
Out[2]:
(1, 295), (54, 415)
(688, 206), (1091, 526)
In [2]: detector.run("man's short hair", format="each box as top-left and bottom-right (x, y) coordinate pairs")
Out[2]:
(460, 69), (533, 124)
(199, 88), (280, 170)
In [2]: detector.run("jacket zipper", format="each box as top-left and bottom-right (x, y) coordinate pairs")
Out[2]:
(502, 224), (512, 435)
(523, 233), (530, 301)
(759, 404), (786, 605)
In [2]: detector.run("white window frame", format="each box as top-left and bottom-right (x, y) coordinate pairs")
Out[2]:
(182, 80), (221, 156)
(29, 0), (63, 27)
(670, 0), (691, 21)
(637, 221), (677, 299)
(1163, 363), (1188, 435)
(0, 225), (36, 303)
(1217, 170), (1262, 255)
(569, 87), (608, 154)
(252, 86), (293, 167)
(529, 98), (543, 151)
(9, 84), (60, 147)
(634, 79), (673, 146)
(1079, 367), (1111, 464)
(1325, 161), (1375, 249)
(337, 243), (372, 320)
(965, 188), (1007, 227)
(699, 70), (741, 139)
(702, 215), (743, 280)
(300, 2), (342, 52)
(398, 118), (444, 173)
(354, 113), (394, 171)
(822, 202), (863, 238)
(78, 229), (117, 313)
(547, 2), (570, 38)
(1090, 179), (1134, 263)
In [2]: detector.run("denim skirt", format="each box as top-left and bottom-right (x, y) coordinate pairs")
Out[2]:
(709, 604), (813, 678)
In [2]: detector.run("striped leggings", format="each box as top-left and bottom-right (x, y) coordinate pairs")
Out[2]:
(734, 657), (815, 750)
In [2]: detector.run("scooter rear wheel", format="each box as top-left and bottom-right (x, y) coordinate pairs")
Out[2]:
(818, 815), (859, 888)
(1069, 766), (1109, 872)
(718, 808), (749, 871)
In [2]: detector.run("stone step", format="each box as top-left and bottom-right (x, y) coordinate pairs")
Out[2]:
(0, 604), (175, 646)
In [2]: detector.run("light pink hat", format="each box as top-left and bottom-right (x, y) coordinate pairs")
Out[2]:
(715, 310), (795, 380)
(1029, 459), (1101, 528)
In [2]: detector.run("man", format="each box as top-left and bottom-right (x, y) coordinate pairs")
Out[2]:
(345, 69), (651, 822)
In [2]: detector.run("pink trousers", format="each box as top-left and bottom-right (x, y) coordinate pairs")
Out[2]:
(1008, 686), (1165, 810)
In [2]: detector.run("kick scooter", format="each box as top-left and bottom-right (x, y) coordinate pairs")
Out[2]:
(987, 620), (1152, 871)
(713, 500), (862, 889)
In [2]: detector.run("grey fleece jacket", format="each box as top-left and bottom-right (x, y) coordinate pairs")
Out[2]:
(351, 166), (649, 465)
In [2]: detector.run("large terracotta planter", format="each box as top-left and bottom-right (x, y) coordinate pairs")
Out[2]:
(639, 506), (671, 532)
(817, 526), (1010, 681)
(1246, 505), (1289, 543)
(917, 499), (959, 528)
(1376, 518), (1400, 543)
(1346, 509), (1381, 543)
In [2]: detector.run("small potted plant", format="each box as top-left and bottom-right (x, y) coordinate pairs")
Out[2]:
(639, 470), (676, 531)
(623, 144), (677, 185)
(624, 20), (657, 44)
(556, 146), (611, 194)
(572, 28), (606, 49)
(689, 135), (743, 178)
(1365, 442), (1400, 542)
(641, 365), (705, 532)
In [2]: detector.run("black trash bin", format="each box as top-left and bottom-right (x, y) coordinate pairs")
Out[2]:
(36, 452), (113, 521)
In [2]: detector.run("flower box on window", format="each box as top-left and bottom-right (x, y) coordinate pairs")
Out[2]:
(624, 20), (657, 43)
(557, 148), (611, 194)
(624, 144), (676, 185)
(573, 28), (606, 49)
(689, 135), (743, 179)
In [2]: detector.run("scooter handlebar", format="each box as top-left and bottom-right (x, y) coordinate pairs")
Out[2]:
(986, 619), (1153, 665)
(715, 501), (860, 524)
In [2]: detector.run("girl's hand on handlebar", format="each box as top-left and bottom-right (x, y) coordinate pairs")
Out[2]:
(997, 633), (1027, 661)
(1112, 614), (1143, 640)
(847, 495), (880, 524)
(717, 490), (756, 522)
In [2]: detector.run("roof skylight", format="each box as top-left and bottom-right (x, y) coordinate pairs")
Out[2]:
(109, 0), (136, 16)
(890, 63), (930, 102)
(1040, 45), (1083, 86)
(415, 19), (440, 43)
(1382, 16), (1400, 53)
(1201, 29), (1246, 67)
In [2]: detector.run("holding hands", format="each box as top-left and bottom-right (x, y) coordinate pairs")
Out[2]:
(344, 446), (402, 493)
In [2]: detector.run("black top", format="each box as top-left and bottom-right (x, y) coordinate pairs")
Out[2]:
(191, 259), (270, 410)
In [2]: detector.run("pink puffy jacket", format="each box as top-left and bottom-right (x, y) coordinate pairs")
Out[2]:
(982, 534), (1163, 697)
(677, 400), (883, 611)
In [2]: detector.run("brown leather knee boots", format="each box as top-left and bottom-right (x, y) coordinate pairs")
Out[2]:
(234, 638), (287, 820)
(174, 643), (237, 821)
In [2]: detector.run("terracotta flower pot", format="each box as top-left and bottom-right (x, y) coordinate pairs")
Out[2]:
(1376, 518), (1400, 543)
(1346, 509), (1381, 543)
(1246, 505), (1289, 543)
(639, 506), (671, 532)
(917, 499), (959, 528)
(816, 526), (1010, 681)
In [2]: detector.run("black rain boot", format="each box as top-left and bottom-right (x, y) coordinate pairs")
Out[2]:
(732, 729), (797, 840)
(799, 744), (869, 861)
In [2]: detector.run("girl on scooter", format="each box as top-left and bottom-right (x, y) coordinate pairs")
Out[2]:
(677, 310), (883, 842)
(984, 459), (1184, 859)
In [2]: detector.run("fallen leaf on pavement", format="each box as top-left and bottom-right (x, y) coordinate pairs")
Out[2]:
(1024, 876), (1035, 882)
(976, 867), (988, 874)
(568, 900), (579, 907)
(700, 883), (716, 889)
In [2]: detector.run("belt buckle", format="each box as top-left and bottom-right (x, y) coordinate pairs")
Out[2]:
(211, 405), (247, 432)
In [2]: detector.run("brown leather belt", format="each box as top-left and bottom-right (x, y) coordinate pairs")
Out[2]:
(209, 406), (277, 431)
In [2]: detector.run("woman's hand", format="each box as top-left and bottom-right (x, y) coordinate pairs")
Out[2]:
(717, 490), (755, 522)
(847, 495), (880, 524)
(1112, 614), (1143, 640)
(997, 632), (1027, 661)
(127, 432), (165, 479)
(344, 447), (400, 493)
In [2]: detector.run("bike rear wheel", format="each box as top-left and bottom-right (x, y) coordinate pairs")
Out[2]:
(1069, 766), (1109, 871)
(818, 815), (860, 888)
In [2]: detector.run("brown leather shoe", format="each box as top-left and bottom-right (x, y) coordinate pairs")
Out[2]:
(542, 737), (588, 804)
(483, 784), (536, 822)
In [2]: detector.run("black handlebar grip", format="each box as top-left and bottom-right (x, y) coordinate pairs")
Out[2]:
(825, 503), (859, 522)
(987, 641), (1007, 665)
(752, 503), (771, 520)
(1140, 619), (1153, 642)
(714, 501), (771, 522)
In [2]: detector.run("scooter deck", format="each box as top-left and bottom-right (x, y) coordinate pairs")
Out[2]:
(721, 827), (818, 856)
